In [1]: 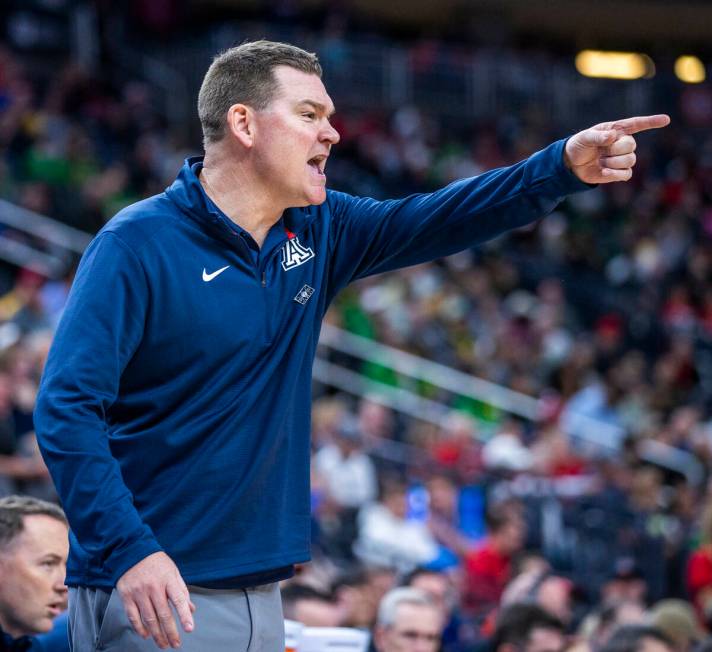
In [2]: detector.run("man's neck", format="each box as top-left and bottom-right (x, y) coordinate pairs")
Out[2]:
(199, 150), (283, 248)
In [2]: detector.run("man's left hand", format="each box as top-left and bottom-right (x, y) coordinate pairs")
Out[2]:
(564, 114), (670, 184)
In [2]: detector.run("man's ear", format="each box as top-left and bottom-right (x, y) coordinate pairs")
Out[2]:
(226, 103), (254, 148)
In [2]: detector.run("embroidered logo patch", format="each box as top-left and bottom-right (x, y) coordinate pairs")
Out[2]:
(294, 285), (315, 305)
(281, 236), (315, 271)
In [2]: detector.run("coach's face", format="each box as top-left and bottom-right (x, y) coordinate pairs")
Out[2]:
(250, 65), (340, 207)
(0, 514), (69, 637)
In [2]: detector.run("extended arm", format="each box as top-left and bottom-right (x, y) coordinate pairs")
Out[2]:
(326, 114), (669, 291)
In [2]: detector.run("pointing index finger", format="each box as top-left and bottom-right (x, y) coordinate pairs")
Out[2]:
(607, 114), (670, 135)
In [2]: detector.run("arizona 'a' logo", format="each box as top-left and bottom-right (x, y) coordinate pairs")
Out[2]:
(281, 235), (315, 271)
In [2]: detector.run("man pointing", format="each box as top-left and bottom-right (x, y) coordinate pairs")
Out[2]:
(34, 40), (669, 651)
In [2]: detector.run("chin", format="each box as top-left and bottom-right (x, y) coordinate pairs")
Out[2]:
(36, 619), (54, 633)
(308, 189), (328, 205)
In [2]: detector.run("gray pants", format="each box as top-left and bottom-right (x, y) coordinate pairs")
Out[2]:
(68, 583), (285, 651)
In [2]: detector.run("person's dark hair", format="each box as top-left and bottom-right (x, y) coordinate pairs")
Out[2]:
(0, 495), (67, 550)
(511, 550), (547, 578)
(601, 625), (673, 652)
(280, 583), (335, 620)
(198, 40), (322, 147)
(493, 603), (564, 650)
(377, 475), (407, 502)
(332, 567), (370, 592)
(402, 566), (441, 587)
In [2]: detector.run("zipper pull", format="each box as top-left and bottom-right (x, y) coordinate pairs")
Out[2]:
(261, 272), (266, 288)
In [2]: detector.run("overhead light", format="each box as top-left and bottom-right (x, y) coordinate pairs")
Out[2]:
(575, 50), (655, 80)
(675, 56), (706, 83)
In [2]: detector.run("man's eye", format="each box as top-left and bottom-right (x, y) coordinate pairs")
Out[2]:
(303, 112), (316, 120)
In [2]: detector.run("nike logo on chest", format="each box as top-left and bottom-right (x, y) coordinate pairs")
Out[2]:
(202, 265), (230, 282)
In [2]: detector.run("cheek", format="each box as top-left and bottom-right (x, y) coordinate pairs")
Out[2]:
(18, 565), (53, 598)
(0, 573), (36, 618)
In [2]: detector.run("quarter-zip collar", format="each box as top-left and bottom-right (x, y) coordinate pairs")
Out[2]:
(165, 157), (317, 255)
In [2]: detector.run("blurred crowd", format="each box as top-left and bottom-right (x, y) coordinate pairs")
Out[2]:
(1, 20), (712, 652)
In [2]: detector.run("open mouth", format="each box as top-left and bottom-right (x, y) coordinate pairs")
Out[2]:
(47, 602), (63, 617)
(307, 155), (327, 176)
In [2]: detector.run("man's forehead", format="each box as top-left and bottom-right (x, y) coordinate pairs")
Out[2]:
(272, 66), (335, 112)
(394, 602), (442, 628)
(10, 514), (68, 552)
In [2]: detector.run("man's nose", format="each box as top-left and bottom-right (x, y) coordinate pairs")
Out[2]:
(321, 121), (340, 145)
(53, 574), (68, 593)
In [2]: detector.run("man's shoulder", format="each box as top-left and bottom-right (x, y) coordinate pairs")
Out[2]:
(467, 540), (497, 564)
(323, 188), (358, 213)
(98, 192), (181, 252)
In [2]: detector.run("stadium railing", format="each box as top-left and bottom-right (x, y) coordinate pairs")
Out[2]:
(0, 199), (91, 278)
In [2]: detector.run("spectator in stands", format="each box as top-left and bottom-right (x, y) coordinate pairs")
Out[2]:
(428, 413), (482, 483)
(0, 270), (51, 335)
(600, 625), (674, 652)
(373, 587), (444, 652)
(482, 423), (533, 473)
(491, 603), (566, 652)
(313, 413), (378, 560)
(463, 501), (526, 615)
(501, 569), (574, 627)
(280, 583), (344, 627)
(601, 559), (649, 607)
(426, 473), (477, 558)
(0, 495), (68, 650)
(648, 600), (704, 652)
(311, 396), (348, 449)
(332, 569), (381, 629)
(314, 413), (378, 509)
(356, 477), (439, 571)
(403, 567), (466, 652)
(0, 368), (51, 498)
(687, 502), (712, 626)
(581, 601), (647, 651)
(404, 567), (455, 618)
(358, 399), (397, 443)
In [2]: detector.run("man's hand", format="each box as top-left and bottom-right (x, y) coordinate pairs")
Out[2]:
(116, 551), (195, 649)
(564, 114), (670, 184)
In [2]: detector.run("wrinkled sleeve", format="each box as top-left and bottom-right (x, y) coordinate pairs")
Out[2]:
(325, 139), (591, 295)
(35, 232), (162, 584)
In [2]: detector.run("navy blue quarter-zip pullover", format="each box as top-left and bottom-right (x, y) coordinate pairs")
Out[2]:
(35, 140), (589, 588)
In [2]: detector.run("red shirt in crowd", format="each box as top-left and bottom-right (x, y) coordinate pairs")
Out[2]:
(463, 538), (512, 614)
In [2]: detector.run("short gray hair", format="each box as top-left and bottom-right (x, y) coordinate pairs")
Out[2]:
(0, 495), (67, 550)
(198, 40), (322, 147)
(377, 587), (436, 627)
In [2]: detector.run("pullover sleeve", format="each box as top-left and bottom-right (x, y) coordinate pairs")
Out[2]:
(326, 139), (591, 291)
(34, 231), (162, 584)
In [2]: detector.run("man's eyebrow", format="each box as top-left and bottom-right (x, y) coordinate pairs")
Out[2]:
(39, 553), (63, 561)
(297, 99), (336, 117)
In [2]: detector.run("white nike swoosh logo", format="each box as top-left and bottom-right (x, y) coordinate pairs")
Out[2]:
(202, 265), (230, 282)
